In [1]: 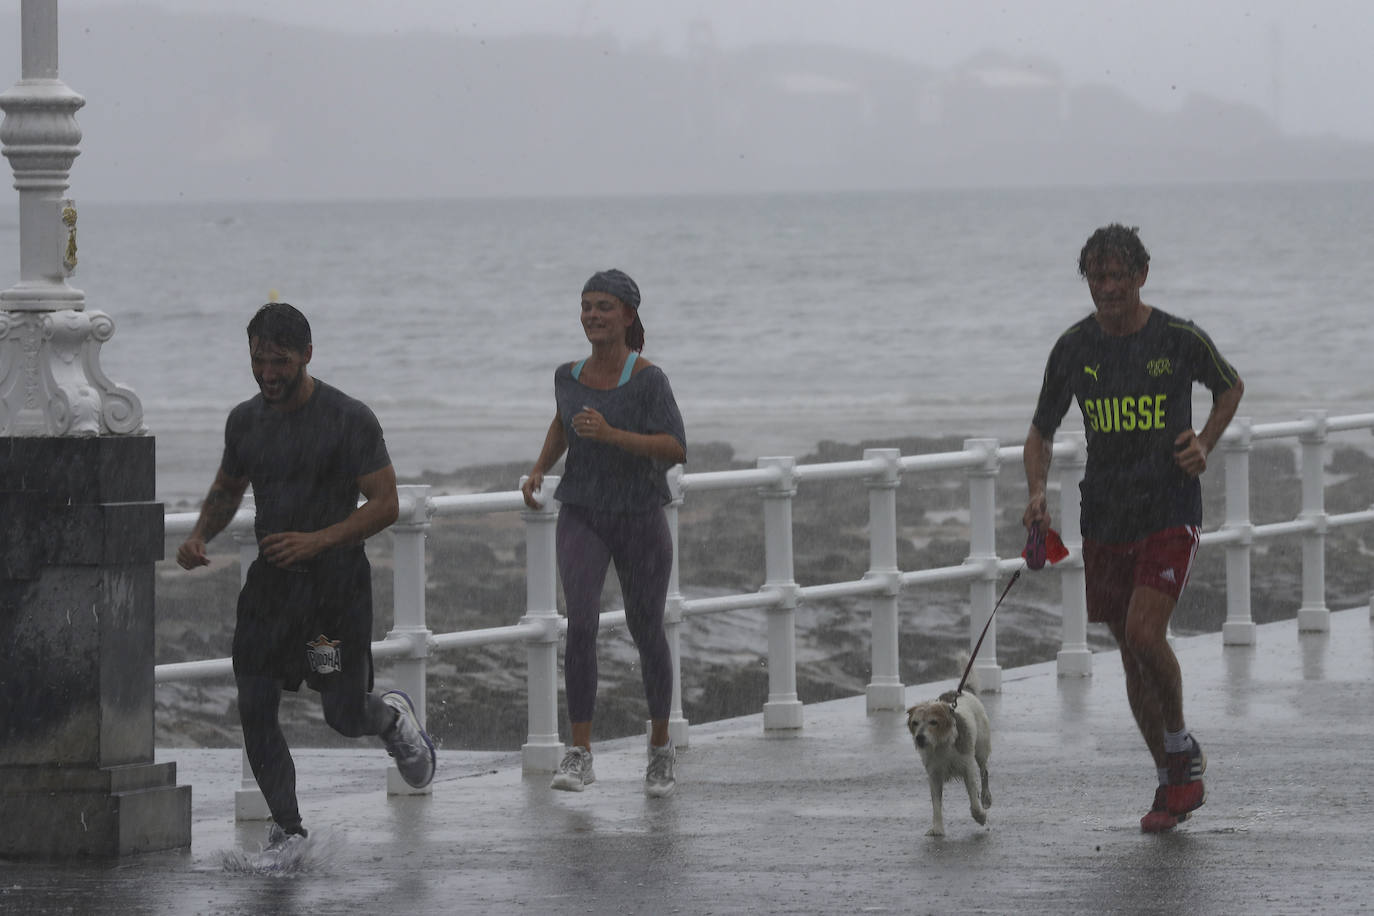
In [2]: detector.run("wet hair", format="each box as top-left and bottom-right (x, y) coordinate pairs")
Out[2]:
(246, 302), (311, 353)
(582, 269), (645, 352)
(626, 315), (645, 352)
(1078, 224), (1150, 278)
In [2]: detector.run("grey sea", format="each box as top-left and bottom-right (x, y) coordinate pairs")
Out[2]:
(3, 180), (1370, 504)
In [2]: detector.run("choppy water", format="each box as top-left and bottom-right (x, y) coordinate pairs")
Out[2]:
(2, 180), (1369, 504)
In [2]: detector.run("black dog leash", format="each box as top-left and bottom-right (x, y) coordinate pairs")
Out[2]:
(949, 569), (1021, 706)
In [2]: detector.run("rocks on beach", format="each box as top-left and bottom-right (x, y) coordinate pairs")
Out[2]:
(154, 437), (1374, 752)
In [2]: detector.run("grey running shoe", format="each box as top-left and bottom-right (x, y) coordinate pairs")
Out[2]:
(260, 824), (308, 870)
(645, 741), (676, 798)
(382, 689), (437, 789)
(550, 746), (596, 791)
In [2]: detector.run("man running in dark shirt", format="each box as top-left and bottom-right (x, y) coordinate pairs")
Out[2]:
(177, 303), (435, 856)
(1023, 225), (1243, 832)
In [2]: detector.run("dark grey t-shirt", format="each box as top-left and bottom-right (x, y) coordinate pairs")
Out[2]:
(552, 361), (686, 513)
(221, 379), (392, 548)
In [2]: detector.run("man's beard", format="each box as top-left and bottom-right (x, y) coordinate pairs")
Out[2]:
(257, 366), (304, 404)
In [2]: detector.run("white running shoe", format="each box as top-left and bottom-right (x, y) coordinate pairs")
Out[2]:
(645, 741), (676, 798)
(550, 746), (596, 791)
(381, 689), (437, 789)
(259, 824), (308, 870)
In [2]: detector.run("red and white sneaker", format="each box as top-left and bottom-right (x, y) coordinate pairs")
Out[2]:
(1140, 785), (1191, 833)
(1165, 737), (1207, 817)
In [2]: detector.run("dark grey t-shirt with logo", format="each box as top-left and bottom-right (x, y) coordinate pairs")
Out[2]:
(1031, 308), (1240, 542)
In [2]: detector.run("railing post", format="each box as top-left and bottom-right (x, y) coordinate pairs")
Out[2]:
(758, 457), (803, 733)
(863, 448), (904, 712)
(1297, 410), (1330, 632)
(1221, 418), (1257, 645)
(1055, 432), (1092, 677)
(520, 475), (564, 773)
(964, 438), (1002, 692)
(385, 485), (434, 795)
(662, 465), (690, 747)
(231, 517), (269, 821)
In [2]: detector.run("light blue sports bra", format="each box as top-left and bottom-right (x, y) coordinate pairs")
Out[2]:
(572, 352), (638, 387)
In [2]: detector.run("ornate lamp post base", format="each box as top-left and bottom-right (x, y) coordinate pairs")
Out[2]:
(0, 0), (190, 858)
(0, 309), (144, 436)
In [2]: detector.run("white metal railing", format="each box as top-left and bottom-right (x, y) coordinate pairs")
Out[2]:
(156, 411), (1374, 814)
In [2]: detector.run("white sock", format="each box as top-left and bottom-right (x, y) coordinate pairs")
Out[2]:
(1164, 727), (1191, 754)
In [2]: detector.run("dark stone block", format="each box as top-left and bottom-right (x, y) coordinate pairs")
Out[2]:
(0, 764), (191, 858)
(0, 437), (161, 574)
(0, 436), (156, 504)
(0, 491), (44, 578)
(42, 502), (165, 566)
(0, 760), (178, 793)
(0, 564), (156, 767)
(0, 437), (161, 766)
(0, 434), (187, 857)
(98, 502), (165, 564)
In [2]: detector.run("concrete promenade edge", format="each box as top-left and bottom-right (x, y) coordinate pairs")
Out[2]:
(2, 605), (1372, 915)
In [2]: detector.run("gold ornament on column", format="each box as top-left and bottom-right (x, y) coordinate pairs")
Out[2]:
(61, 200), (78, 274)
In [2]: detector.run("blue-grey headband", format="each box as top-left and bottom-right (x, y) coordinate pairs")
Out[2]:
(582, 269), (640, 311)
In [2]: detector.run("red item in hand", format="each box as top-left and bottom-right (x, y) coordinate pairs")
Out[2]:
(1022, 524), (1068, 569)
(1024, 522), (1047, 569)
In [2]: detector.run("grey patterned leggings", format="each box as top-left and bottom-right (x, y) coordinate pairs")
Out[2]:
(556, 503), (674, 723)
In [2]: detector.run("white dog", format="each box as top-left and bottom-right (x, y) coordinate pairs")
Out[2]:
(905, 663), (992, 837)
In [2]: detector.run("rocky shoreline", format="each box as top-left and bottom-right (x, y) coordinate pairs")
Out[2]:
(154, 436), (1374, 752)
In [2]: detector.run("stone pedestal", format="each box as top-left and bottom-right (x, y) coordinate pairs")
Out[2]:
(0, 435), (191, 858)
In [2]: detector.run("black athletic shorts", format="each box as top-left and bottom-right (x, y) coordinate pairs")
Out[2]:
(231, 548), (375, 693)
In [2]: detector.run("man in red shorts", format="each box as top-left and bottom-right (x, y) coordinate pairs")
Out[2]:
(1022, 224), (1244, 832)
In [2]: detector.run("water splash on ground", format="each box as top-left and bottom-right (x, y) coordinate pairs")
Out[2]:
(218, 827), (346, 876)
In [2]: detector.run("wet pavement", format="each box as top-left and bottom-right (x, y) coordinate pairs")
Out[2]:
(4, 604), (1373, 915)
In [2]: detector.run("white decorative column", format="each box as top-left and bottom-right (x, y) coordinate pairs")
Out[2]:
(964, 439), (1002, 692)
(1221, 418), (1257, 645)
(758, 457), (803, 733)
(520, 475), (564, 773)
(661, 464), (690, 747)
(385, 485), (434, 795)
(863, 448), (905, 712)
(0, 0), (187, 860)
(1055, 433), (1092, 676)
(1296, 410), (1330, 632)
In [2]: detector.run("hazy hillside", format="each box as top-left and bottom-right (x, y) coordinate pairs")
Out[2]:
(3, 6), (1372, 202)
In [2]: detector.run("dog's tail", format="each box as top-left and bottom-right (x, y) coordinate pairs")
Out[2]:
(953, 650), (979, 695)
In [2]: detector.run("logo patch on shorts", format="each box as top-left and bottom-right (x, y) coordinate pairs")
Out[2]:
(1160, 568), (1177, 584)
(306, 634), (343, 674)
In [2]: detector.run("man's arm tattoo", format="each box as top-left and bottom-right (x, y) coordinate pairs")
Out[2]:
(196, 485), (243, 542)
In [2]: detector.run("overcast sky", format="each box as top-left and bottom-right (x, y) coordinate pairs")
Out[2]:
(65, 0), (1374, 140)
